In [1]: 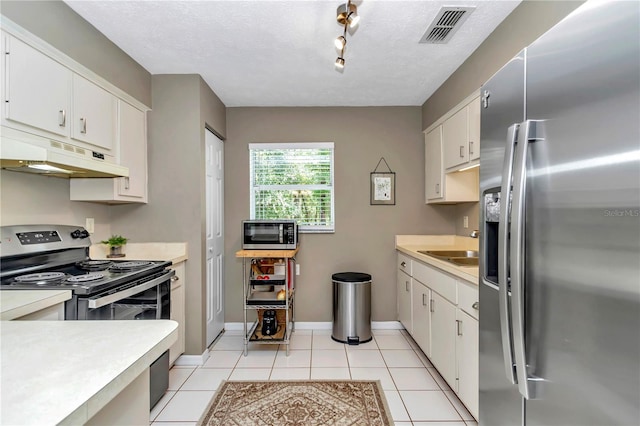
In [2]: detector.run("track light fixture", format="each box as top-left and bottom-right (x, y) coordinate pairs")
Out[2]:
(334, 1), (360, 70)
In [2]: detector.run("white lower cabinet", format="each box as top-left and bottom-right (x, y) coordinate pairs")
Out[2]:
(397, 252), (478, 420)
(430, 290), (457, 388)
(456, 308), (479, 419)
(169, 262), (186, 365)
(397, 269), (412, 334)
(411, 279), (431, 357)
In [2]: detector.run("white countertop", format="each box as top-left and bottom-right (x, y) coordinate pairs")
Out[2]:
(90, 242), (188, 264)
(396, 235), (479, 284)
(0, 320), (178, 425)
(0, 290), (72, 320)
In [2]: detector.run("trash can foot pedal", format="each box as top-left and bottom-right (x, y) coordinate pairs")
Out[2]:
(347, 336), (360, 345)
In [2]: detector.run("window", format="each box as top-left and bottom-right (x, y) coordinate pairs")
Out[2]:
(250, 142), (334, 233)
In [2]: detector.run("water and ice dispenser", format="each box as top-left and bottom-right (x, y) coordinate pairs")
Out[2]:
(483, 192), (501, 285)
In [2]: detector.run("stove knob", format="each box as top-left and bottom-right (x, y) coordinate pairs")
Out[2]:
(71, 229), (89, 239)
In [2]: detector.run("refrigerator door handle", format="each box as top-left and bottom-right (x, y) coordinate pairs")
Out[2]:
(498, 123), (519, 385)
(510, 119), (543, 400)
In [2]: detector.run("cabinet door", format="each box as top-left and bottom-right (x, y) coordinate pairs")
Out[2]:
(117, 101), (147, 200)
(72, 74), (116, 152)
(442, 106), (468, 170)
(430, 290), (457, 389)
(397, 269), (412, 334)
(425, 126), (443, 202)
(4, 35), (71, 137)
(456, 309), (479, 419)
(411, 279), (431, 356)
(468, 96), (481, 161)
(169, 263), (186, 365)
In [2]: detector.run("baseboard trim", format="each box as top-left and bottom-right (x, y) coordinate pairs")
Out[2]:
(223, 321), (402, 331)
(173, 349), (210, 366)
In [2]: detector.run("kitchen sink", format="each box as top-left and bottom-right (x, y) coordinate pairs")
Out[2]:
(418, 250), (478, 258)
(417, 250), (479, 267)
(447, 257), (479, 266)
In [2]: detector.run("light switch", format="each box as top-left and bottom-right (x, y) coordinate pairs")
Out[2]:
(85, 218), (95, 233)
(463, 216), (469, 229)
(296, 264), (300, 275)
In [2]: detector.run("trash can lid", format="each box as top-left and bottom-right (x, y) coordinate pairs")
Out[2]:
(332, 272), (371, 283)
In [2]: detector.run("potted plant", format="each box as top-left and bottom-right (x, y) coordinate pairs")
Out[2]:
(101, 235), (128, 258)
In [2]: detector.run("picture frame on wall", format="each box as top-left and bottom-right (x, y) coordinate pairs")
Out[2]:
(370, 171), (395, 205)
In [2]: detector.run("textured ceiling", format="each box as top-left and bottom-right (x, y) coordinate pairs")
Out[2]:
(64, 0), (520, 107)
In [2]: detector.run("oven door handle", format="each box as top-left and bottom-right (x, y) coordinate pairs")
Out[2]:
(87, 270), (174, 309)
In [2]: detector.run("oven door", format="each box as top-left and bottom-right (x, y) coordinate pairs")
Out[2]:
(77, 270), (173, 320)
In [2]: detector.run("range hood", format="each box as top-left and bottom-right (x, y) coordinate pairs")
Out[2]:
(0, 128), (129, 178)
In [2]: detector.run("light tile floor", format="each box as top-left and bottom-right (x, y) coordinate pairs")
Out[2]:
(150, 328), (478, 426)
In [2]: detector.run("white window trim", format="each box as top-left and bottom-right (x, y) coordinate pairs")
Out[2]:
(249, 142), (335, 233)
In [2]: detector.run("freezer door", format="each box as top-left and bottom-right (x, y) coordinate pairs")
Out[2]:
(479, 51), (525, 426)
(523, 2), (640, 425)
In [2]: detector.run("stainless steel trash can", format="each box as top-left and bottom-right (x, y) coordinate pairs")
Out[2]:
(332, 272), (372, 345)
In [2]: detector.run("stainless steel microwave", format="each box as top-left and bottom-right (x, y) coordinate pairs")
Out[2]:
(242, 220), (298, 250)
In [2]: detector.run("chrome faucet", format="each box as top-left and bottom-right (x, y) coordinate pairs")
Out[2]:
(470, 230), (480, 238)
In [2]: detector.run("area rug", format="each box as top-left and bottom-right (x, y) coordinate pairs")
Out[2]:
(197, 380), (393, 426)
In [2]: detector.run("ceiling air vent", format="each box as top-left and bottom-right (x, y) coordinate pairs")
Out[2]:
(420, 6), (475, 44)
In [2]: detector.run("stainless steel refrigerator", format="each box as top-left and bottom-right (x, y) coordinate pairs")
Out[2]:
(479, 1), (640, 425)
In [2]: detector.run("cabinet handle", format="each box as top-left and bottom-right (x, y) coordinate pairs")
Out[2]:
(59, 110), (66, 127)
(435, 183), (440, 194)
(405, 281), (410, 292)
(472, 301), (479, 310)
(171, 275), (179, 281)
(400, 261), (406, 268)
(430, 298), (434, 313)
(124, 177), (130, 190)
(457, 319), (463, 336)
(459, 145), (465, 158)
(469, 141), (474, 155)
(422, 293), (427, 306)
(80, 117), (87, 134)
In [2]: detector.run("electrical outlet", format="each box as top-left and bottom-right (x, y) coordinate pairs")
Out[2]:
(296, 264), (300, 275)
(463, 216), (469, 229)
(85, 218), (95, 234)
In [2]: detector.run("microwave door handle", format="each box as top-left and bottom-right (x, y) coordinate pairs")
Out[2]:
(279, 224), (283, 244)
(87, 270), (175, 309)
(499, 123), (519, 385)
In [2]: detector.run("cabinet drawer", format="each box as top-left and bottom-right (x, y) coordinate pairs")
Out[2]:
(397, 253), (412, 276)
(413, 260), (456, 304)
(458, 280), (479, 320)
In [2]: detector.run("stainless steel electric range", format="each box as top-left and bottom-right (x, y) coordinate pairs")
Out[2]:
(0, 225), (174, 321)
(0, 224), (174, 407)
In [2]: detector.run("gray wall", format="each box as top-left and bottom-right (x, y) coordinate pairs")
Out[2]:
(225, 107), (455, 323)
(111, 75), (226, 355)
(1, 0), (151, 107)
(0, 170), (112, 238)
(422, 0), (584, 236)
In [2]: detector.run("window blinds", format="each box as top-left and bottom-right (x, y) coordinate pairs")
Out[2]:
(249, 143), (334, 232)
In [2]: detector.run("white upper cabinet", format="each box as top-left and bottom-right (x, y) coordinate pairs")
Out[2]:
(117, 100), (147, 200)
(425, 125), (443, 201)
(443, 105), (469, 170)
(4, 35), (71, 138)
(424, 91), (480, 204)
(71, 74), (116, 153)
(442, 95), (481, 170)
(468, 96), (481, 161)
(70, 100), (148, 203)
